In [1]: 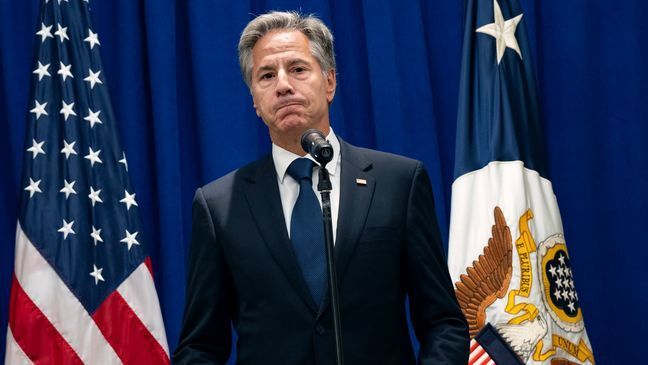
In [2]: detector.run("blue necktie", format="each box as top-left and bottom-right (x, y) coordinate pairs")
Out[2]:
(287, 158), (326, 306)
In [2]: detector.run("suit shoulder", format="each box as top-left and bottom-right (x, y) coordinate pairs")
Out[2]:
(197, 156), (270, 200)
(345, 143), (422, 174)
(356, 146), (419, 164)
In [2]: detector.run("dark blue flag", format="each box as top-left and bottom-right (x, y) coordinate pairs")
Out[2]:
(447, 0), (594, 364)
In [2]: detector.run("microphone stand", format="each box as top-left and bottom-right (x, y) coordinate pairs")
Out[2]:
(317, 164), (344, 365)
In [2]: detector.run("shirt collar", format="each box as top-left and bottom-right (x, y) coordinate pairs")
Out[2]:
(273, 128), (341, 183)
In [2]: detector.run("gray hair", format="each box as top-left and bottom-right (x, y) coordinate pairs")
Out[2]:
(238, 11), (336, 87)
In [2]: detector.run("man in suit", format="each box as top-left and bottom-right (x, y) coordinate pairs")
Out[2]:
(173, 11), (469, 364)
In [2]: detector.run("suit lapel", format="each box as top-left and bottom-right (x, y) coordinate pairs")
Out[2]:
(333, 141), (375, 289)
(243, 156), (318, 313)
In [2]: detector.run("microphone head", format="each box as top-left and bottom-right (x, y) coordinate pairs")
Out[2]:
(301, 129), (334, 164)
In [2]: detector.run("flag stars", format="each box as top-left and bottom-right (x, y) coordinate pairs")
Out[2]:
(24, 178), (42, 198)
(27, 139), (45, 159)
(89, 264), (105, 285)
(30, 100), (48, 120)
(36, 23), (54, 43)
(61, 140), (77, 159)
(58, 62), (74, 81)
(33, 61), (51, 81)
(567, 301), (576, 312)
(57, 219), (75, 239)
(91, 226), (103, 246)
(119, 152), (128, 171)
(558, 254), (566, 266)
(84, 108), (103, 128)
(84, 29), (100, 49)
(120, 230), (140, 250)
(88, 186), (103, 207)
(475, 0), (523, 64)
(54, 23), (69, 42)
(60, 101), (77, 121)
(84, 69), (103, 89)
(84, 147), (102, 166)
(59, 179), (77, 199)
(120, 190), (138, 211)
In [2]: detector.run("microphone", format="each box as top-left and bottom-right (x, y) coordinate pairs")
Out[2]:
(301, 129), (334, 165)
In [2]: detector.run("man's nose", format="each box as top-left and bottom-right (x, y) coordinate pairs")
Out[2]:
(275, 70), (294, 96)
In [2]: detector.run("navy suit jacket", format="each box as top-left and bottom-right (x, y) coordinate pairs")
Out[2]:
(173, 140), (469, 364)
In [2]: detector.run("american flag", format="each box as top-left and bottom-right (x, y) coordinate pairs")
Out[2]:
(5, 0), (169, 363)
(469, 338), (495, 365)
(469, 324), (524, 365)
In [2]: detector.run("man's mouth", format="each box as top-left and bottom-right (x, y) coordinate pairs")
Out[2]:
(275, 101), (303, 111)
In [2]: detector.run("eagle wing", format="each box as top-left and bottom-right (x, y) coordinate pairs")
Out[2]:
(454, 206), (514, 337)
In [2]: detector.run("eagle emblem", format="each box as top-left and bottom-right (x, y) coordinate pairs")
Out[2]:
(454, 206), (513, 337)
(454, 206), (595, 364)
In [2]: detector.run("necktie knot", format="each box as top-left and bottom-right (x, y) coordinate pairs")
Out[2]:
(287, 158), (315, 182)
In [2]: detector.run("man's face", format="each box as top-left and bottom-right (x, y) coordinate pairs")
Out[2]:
(250, 30), (336, 145)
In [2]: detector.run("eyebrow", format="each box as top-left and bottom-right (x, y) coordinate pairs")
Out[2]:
(256, 65), (276, 75)
(255, 58), (311, 75)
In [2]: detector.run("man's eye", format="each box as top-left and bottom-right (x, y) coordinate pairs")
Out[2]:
(260, 73), (274, 80)
(293, 67), (306, 73)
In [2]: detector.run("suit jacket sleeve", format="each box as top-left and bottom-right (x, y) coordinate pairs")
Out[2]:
(405, 163), (470, 364)
(173, 187), (233, 364)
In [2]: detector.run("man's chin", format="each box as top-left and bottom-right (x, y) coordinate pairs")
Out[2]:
(276, 117), (309, 132)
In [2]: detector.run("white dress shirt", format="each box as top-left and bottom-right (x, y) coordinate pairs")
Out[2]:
(272, 128), (341, 244)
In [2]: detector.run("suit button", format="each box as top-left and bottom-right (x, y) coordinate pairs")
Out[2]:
(315, 324), (326, 335)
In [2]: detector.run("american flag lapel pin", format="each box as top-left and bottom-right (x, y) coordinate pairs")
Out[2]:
(356, 178), (367, 186)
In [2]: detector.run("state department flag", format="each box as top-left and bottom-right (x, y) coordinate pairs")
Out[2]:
(447, 0), (595, 364)
(5, 0), (169, 363)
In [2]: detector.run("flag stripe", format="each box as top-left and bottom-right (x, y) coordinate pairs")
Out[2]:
(469, 346), (487, 365)
(144, 257), (154, 276)
(5, 327), (33, 365)
(469, 338), (479, 352)
(9, 275), (83, 365)
(92, 291), (171, 365)
(468, 345), (480, 363)
(117, 262), (170, 356)
(12, 223), (122, 364)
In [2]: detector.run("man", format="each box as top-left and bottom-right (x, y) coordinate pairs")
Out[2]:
(174, 11), (469, 364)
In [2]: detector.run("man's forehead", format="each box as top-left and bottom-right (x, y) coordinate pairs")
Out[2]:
(252, 30), (315, 69)
(256, 29), (308, 46)
(255, 55), (312, 70)
(253, 31), (310, 56)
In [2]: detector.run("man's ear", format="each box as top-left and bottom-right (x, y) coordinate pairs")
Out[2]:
(325, 69), (336, 104)
(251, 90), (261, 117)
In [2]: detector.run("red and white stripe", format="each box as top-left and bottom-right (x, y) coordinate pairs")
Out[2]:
(5, 223), (169, 364)
(469, 338), (495, 365)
